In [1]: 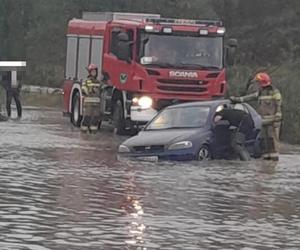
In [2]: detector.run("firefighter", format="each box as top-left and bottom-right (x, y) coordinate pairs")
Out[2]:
(214, 104), (254, 161)
(1, 71), (22, 119)
(230, 72), (282, 161)
(81, 64), (102, 133)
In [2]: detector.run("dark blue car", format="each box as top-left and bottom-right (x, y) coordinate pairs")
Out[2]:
(118, 100), (262, 161)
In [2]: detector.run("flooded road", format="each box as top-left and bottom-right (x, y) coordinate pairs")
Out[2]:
(0, 107), (300, 250)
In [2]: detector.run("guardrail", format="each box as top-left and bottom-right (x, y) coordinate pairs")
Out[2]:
(22, 85), (62, 94)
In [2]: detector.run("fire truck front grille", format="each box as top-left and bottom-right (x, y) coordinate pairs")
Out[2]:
(133, 145), (165, 153)
(157, 79), (208, 93)
(157, 79), (208, 85)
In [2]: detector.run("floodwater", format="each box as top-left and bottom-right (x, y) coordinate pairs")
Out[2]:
(0, 107), (300, 250)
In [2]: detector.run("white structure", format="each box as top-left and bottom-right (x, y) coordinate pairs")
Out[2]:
(0, 61), (26, 86)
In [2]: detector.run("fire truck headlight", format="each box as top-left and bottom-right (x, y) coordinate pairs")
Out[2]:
(217, 27), (226, 34)
(132, 97), (139, 104)
(138, 96), (153, 109)
(199, 29), (208, 35)
(145, 25), (154, 32)
(163, 27), (172, 34)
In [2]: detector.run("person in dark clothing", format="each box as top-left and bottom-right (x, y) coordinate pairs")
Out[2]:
(214, 105), (254, 161)
(1, 71), (22, 118)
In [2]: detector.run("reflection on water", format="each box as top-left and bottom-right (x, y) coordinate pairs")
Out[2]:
(0, 108), (300, 249)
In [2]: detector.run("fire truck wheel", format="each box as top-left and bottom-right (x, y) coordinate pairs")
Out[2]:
(71, 92), (82, 127)
(113, 100), (126, 135)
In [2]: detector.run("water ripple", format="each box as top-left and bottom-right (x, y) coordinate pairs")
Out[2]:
(0, 109), (299, 249)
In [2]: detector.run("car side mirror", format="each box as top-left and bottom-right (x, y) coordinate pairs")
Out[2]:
(226, 38), (238, 66)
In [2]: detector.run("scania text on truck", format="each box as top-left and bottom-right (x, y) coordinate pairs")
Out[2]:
(62, 12), (237, 134)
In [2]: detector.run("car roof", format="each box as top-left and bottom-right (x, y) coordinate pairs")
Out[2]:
(166, 99), (230, 109)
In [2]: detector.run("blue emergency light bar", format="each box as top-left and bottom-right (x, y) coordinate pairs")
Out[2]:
(144, 18), (223, 27)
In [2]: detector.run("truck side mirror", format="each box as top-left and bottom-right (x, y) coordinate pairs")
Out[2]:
(226, 38), (238, 66)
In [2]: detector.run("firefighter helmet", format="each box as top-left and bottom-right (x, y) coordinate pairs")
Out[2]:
(87, 63), (98, 72)
(255, 72), (271, 87)
(117, 32), (129, 42)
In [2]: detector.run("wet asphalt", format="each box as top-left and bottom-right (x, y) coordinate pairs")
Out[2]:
(0, 107), (300, 250)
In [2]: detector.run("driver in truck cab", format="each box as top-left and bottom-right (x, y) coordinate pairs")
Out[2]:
(147, 39), (178, 65)
(81, 64), (102, 133)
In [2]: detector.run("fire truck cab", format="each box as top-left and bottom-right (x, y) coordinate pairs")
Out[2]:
(63, 12), (237, 134)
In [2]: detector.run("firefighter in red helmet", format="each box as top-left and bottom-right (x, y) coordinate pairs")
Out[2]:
(230, 72), (282, 161)
(81, 64), (102, 133)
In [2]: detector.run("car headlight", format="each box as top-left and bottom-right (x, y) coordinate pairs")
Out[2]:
(168, 141), (193, 150)
(138, 96), (153, 109)
(118, 145), (130, 153)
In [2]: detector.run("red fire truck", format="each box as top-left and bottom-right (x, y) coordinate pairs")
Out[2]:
(62, 12), (237, 134)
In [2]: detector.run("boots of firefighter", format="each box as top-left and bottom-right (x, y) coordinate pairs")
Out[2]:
(269, 137), (279, 161)
(81, 116), (91, 133)
(262, 137), (274, 160)
(269, 125), (280, 161)
(261, 125), (271, 160)
(231, 132), (251, 161)
(90, 105), (101, 133)
(90, 116), (100, 134)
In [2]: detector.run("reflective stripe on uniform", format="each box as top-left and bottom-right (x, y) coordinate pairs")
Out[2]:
(273, 92), (282, 101)
(86, 83), (100, 87)
(81, 126), (88, 131)
(84, 97), (101, 103)
(262, 115), (276, 120)
(258, 93), (282, 101)
(239, 91), (259, 103)
(90, 126), (98, 131)
(258, 95), (274, 100)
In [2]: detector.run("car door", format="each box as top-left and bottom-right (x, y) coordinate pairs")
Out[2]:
(233, 103), (262, 157)
(210, 105), (232, 159)
(238, 103), (261, 140)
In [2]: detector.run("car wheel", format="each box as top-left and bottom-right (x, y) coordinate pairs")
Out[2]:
(197, 145), (211, 161)
(113, 100), (126, 135)
(71, 92), (82, 127)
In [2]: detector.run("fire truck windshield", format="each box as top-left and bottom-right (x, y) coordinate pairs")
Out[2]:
(139, 33), (223, 69)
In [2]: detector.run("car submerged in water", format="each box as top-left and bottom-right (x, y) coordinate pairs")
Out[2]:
(118, 100), (262, 161)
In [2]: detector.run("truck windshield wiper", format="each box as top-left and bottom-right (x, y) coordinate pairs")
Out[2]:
(145, 62), (177, 68)
(178, 63), (220, 70)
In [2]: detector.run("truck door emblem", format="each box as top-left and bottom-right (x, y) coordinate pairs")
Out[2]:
(120, 73), (128, 84)
(169, 71), (198, 78)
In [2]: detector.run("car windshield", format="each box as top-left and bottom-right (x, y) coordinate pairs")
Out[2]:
(139, 32), (223, 69)
(146, 106), (210, 130)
